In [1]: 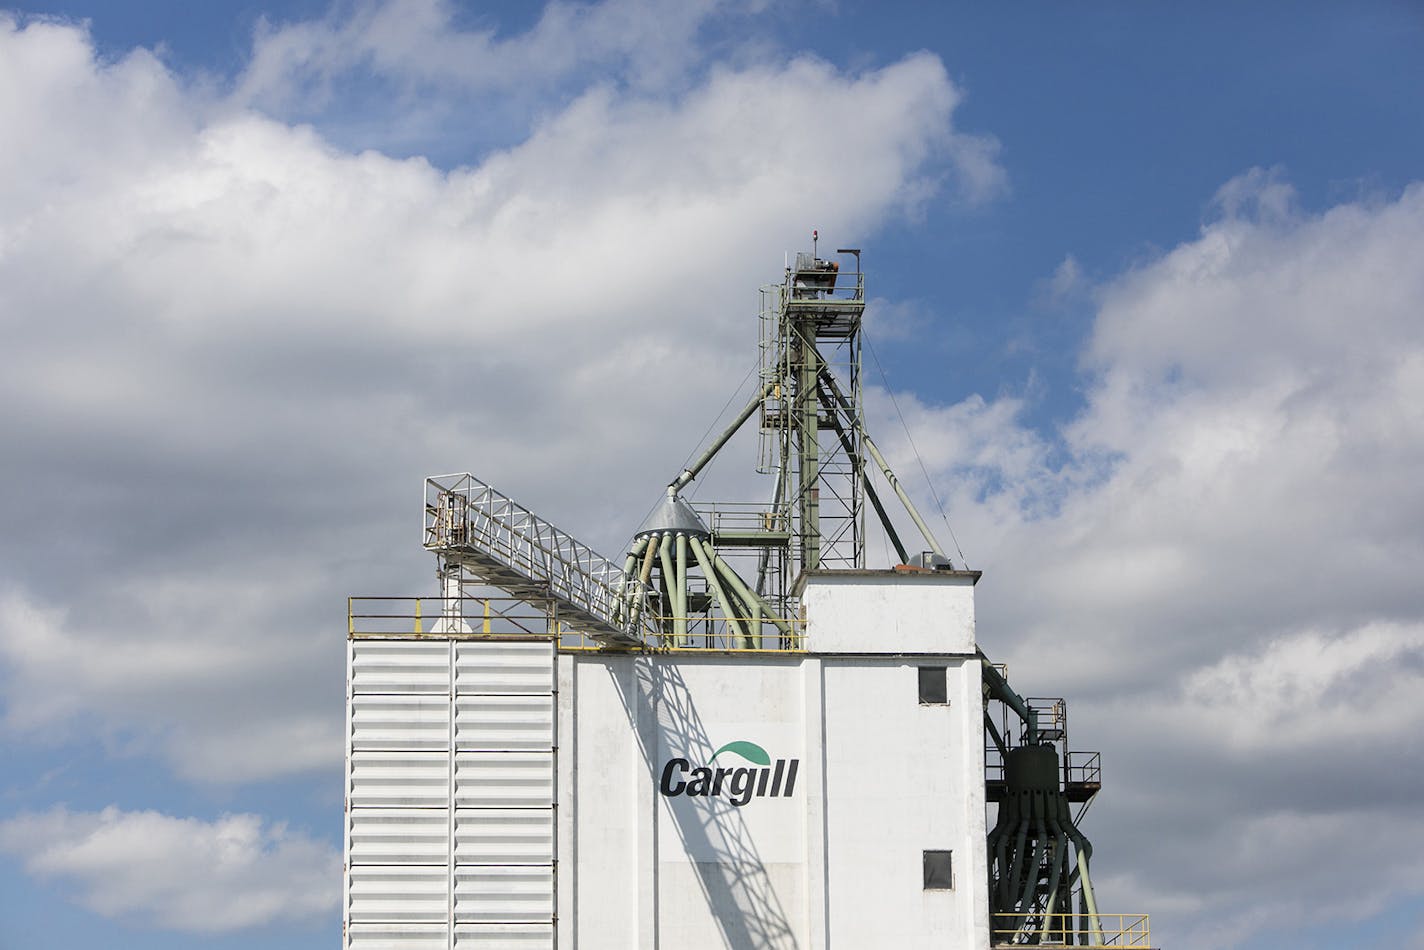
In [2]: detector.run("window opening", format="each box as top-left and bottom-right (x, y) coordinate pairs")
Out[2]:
(918, 666), (948, 704)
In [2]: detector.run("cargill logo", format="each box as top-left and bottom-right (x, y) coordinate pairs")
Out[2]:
(659, 740), (799, 806)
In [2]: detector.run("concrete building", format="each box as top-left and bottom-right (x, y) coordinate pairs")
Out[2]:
(343, 247), (1145, 948)
(344, 569), (989, 948)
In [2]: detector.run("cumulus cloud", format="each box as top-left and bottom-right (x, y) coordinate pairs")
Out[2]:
(882, 172), (1424, 946)
(237, 0), (744, 106)
(0, 9), (997, 790)
(9, 3), (1417, 946)
(227, 0), (1010, 194)
(0, 806), (337, 932)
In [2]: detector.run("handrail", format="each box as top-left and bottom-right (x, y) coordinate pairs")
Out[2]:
(347, 596), (804, 653)
(422, 473), (651, 644)
(990, 912), (1151, 947)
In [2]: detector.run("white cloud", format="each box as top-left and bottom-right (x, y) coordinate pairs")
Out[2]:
(883, 172), (1424, 946)
(236, 0), (736, 107)
(1042, 252), (1085, 305)
(0, 806), (337, 932)
(1171, 621), (1424, 752)
(0, 12), (998, 787)
(0, 577), (343, 782)
(13, 3), (1419, 945)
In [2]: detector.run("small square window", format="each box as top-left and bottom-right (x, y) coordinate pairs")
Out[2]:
(918, 666), (948, 704)
(923, 850), (953, 889)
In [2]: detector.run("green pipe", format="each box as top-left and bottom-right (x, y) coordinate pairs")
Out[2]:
(670, 380), (778, 494)
(706, 541), (792, 639)
(981, 653), (1037, 742)
(1043, 813), (1067, 938)
(697, 537), (761, 647)
(617, 536), (649, 623)
(657, 532), (676, 641)
(627, 534), (659, 630)
(1063, 820), (1102, 943)
(1007, 807), (1030, 915)
(674, 533), (689, 644)
(1075, 841), (1103, 944)
(690, 535), (745, 645)
(1017, 811), (1048, 935)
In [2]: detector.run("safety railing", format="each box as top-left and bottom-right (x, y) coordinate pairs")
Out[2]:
(990, 912), (1151, 947)
(423, 473), (653, 643)
(1066, 750), (1102, 786)
(787, 261), (865, 302)
(983, 749), (1102, 788)
(1026, 696), (1068, 742)
(696, 501), (790, 537)
(349, 598), (805, 653)
(349, 596), (560, 638)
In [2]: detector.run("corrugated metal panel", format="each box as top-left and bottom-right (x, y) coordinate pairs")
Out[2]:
(452, 866), (555, 922)
(453, 809), (554, 864)
(454, 695), (553, 751)
(454, 752), (554, 808)
(349, 808), (449, 865)
(348, 865), (449, 922)
(353, 640), (452, 694)
(350, 751), (451, 807)
(347, 923), (449, 950)
(346, 636), (557, 947)
(452, 923), (555, 948)
(353, 694), (452, 751)
(454, 641), (553, 694)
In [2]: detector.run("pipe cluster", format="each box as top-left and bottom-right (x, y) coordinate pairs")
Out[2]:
(615, 531), (791, 648)
(987, 744), (1102, 945)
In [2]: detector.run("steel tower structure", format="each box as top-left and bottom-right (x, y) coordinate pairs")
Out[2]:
(393, 242), (1135, 947)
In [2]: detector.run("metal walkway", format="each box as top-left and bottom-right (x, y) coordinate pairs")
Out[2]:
(423, 473), (646, 646)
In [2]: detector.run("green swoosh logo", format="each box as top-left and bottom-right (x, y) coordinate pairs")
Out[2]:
(709, 741), (771, 766)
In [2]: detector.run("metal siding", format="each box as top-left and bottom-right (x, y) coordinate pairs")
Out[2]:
(452, 867), (556, 922)
(349, 808), (450, 865)
(454, 809), (554, 864)
(352, 640), (453, 694)
(348, 866), (450, 922)
(454, 695), (553, 750)
(452, 923), (554, 948)
(353, 694), (453, 751)
(454, 641), (554, 694)
(347, 637), (557, 949)
(350, 751), (452, 807)
(454, 752), (554, 808)
(347, 923), (449, 950)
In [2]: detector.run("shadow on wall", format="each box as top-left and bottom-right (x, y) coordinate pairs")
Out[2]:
(608, 659), (800, 949)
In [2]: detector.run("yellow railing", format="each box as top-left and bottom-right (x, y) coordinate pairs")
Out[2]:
(990, 913), (1151, 947)
(348, 596), (554, 638)
(348, 597), (805, 652)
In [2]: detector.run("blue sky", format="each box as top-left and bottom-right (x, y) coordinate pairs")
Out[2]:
(2, 2), (1423, 947)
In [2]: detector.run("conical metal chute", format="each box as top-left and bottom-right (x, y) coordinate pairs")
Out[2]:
(615, 489), (792, 648)
(635, 491), (710, 540)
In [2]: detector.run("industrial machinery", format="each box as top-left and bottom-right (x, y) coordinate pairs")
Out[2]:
(345, 242), (1148, 948)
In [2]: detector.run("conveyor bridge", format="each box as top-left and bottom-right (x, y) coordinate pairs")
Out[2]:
(423, 472), (647, 646)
